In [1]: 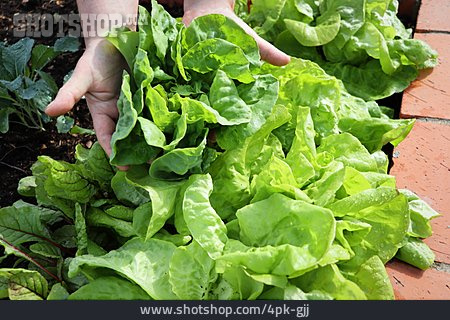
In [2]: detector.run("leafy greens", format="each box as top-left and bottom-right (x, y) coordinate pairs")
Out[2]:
(236, 0), (438, 100)
(0, 1), (439, 300)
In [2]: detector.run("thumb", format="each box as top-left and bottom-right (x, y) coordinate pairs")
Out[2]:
(243, 25), (290, 66)
(230, 15), (291, 66)
(256, 36), (291, 66)
(45, 58), (93, 117)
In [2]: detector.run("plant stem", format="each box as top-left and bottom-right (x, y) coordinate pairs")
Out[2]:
(0, 236), (62, 283)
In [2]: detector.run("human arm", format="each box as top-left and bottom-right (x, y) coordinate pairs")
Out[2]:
(45, 0), (139, 161)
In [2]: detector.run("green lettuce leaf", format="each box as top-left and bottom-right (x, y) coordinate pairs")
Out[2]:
(169, 241), (216, 300)
(69, 238), (177, 300)
(69, 276), (151, 300)
(292, 264), (366, 300)
(182, 174), (228, 259)
(395, 237), (435, 270)
(284, 12), (341, 47)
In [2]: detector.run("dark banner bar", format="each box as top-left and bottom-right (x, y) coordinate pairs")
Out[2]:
(0, 300), (448, 320)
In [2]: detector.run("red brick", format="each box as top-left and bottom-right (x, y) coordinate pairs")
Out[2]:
(416, 0), (450, 33)
(386, 260), (450, 300)
(400, 33), (450, 120)
(391, 121), (450, 264)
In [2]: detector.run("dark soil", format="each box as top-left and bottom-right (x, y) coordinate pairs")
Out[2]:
(1, 0), (79, 43)
(0, 104), (95, 207)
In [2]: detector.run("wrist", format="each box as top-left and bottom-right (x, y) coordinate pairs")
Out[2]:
(76, 0), (139, 48)
(84, 37), (106, 49)
(83, 38), (120, 60)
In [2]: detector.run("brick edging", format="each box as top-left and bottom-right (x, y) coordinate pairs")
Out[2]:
(386, 0), (450, 300)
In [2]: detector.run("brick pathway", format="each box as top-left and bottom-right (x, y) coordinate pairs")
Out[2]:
(386, 0), (450, 300)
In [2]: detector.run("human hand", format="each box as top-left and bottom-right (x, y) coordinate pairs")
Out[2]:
(46, 0), (289, 170)
(45, 39), (124, 159)
(183, 0), (290, 66)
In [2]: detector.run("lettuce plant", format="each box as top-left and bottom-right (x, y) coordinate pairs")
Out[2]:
(236, 0), (438, 100)
(0, 1), (440, 300)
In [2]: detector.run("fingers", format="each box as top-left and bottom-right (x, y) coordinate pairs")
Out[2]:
(86, 98), (117, 157)
(185, 6), (291, 67)
(255, 36), (291, 66)
(86, 96), (128, 171)
(238, 21), (291, 66)
(45, 57), (93, 117)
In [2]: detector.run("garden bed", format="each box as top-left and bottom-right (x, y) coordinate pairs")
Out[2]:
(0, 0), (447, 300)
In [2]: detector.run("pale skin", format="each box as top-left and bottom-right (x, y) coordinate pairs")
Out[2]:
(45, 0), (290, 165)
